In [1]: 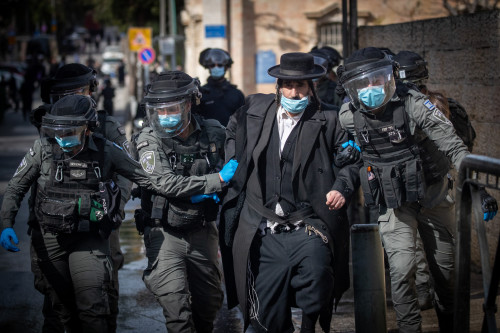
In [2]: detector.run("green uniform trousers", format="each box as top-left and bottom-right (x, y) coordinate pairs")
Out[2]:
(142, 221), (223, 333)
(31, 228), (117, 333)
(378, 182), (455, 333)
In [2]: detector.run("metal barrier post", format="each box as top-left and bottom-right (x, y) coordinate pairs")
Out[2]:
(351, 224), (387, 333)
(454, 154), (500, 333)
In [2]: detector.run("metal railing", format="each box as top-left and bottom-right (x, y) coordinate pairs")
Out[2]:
(454, 154), (500, 333)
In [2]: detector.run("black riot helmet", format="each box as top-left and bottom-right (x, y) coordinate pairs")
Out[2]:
(41, 63), (99, 104)
(318, 46), (342, 72)
(338, 47), (397, 112)
(41, 95), (97, 157)
(394, 50), (429, 84)
(143, 71), (201, 138)
(198, 48), (233, 69)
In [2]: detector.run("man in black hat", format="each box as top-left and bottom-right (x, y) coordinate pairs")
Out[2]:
(219, 52), (361, 332)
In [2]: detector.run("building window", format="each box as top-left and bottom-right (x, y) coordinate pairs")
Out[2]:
(318, 23), (342, 47)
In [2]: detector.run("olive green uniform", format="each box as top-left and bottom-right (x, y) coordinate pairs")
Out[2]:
(27, 110), (133, 332)
(1, 133), (222, 333)
(94, 111), (132, 287)
(339, 90), (469, 332)
(135, 116), (225, 333)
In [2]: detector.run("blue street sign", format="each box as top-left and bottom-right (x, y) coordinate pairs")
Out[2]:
(256, 50), (276, 84)
(138, 47), (156, 65)
(205, 25), (226, 38)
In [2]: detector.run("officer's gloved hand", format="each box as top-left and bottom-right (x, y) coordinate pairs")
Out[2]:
(334, 140), (361, 168)
(0, 228), (20, 252)
(190, 193), (221, 204)
(479, 187), (498, 221)
(219, 159), (239, 183)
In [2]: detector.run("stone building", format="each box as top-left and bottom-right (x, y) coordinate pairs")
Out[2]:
(181, 0), (449, 94)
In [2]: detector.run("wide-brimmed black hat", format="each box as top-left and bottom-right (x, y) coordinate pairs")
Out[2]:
(268, 52), (326, 80)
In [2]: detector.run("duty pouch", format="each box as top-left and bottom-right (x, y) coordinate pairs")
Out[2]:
(37, 197), (79, 234)
(98, 180), (122, 239)
(381, 166), (404, 209)
(359, 167), (382, 206)
(134, 208), (149, 235)
(167, 201), (204, 231)
(404, 159), (425, 203)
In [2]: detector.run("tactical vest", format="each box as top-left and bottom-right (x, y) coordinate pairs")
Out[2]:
(353, 94), (449, 209)
(144, 117), (221, 231)
(35, 139), (104, 234)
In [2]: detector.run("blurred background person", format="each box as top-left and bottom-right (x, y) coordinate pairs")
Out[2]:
(194, 48), (245, 127)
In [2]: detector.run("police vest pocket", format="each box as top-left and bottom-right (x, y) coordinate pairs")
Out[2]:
(360, 167), (382, 206)
(381, 166), (404, 209)
(38, 198), (79, 233)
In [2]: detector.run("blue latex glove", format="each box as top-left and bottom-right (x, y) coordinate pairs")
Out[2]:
(334, 140), (361, 168)
(479, 187), (498, 221)
(190, 193), (221, 204)
(0, 228), (20, 252)
(219, 159), (238, 183)
(341, 140), (361, 152)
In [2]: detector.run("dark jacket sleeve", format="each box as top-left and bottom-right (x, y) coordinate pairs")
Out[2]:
(329, 112), (361, 201)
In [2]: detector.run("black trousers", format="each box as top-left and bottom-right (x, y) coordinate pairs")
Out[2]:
(248, 222), (333, 333)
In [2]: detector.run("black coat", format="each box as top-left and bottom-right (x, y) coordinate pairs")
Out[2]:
(220, 93), (360, 325)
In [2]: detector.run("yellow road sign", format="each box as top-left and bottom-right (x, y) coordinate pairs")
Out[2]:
(128, 27), (152, 52)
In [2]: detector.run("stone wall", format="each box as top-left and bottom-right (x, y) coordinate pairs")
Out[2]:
(359, 10), (500, 269)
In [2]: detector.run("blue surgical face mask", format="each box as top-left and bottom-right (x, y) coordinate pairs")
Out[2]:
(358, 85), (386, 108)
(158, 113), (182, 132)
(55, 135), (81, 152)
(280, 95), (309, 114)
(210, 66), (225, 79)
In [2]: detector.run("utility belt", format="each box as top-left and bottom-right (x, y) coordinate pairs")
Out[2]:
(134, 207), (210, 234)
(359, 158), (426, 209)
(246, 194), (315, 225)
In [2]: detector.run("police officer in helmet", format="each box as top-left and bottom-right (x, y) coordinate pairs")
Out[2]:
(310, 46), (343, 107)
(29, 63), (132, 332)
(194, 47), (245, 126)
(1, 94), (235, 332)
(337, 47), (497, 332)
(134, 71), (237, 333)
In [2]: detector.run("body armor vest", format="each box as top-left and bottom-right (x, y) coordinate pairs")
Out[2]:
(144, 117), (221, 231)
(353, 94), (450, 209)
(35, 140), (102, 234)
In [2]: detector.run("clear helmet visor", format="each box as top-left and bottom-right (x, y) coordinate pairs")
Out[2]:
(49, 86), (90, 104)
(343, 65), (396, 110)
(146, 99), (191, 138)
(41, 124), (87, 158)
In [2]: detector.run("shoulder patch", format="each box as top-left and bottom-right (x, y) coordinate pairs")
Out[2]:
(113, 142), (123, 150)
(13, 157), (27, 177)
(432, 108), (452, 126)
(423, 99), (436, 111)
(117, 126), (126, 135)
(140, 151), (156, 174)
(136, 141), (149, 150)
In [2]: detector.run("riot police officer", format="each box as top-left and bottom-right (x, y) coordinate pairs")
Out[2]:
(310, 46), (343, 107)
(193, 48), (245, 126)
(336, 47), (496, 332)
(394, 50), (489, 311)
(0, 94), (236, 332)
(29, 63), (132, 332)
(134, 71), (235, 332)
